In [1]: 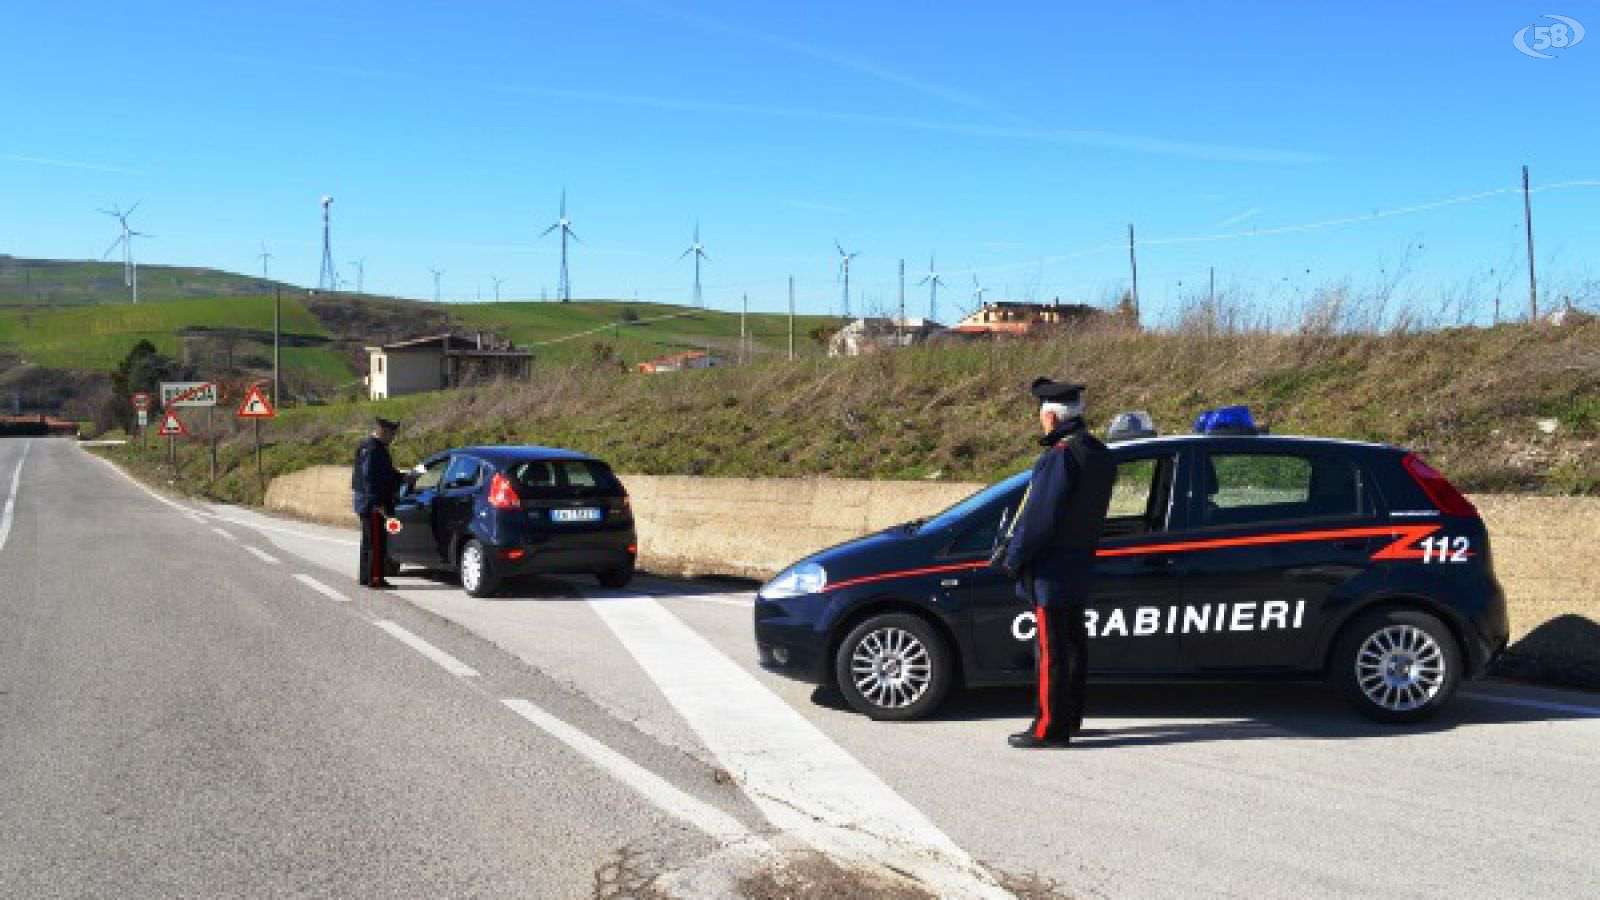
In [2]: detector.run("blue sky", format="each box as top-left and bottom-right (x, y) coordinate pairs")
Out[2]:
(1, 1), (1596, 323)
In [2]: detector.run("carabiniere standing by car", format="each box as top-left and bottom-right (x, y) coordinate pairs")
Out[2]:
(994, 378), (1115, 749)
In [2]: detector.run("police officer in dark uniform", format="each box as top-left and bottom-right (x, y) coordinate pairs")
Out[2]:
(352, 417), (403, 589)
(998, 378), (1115, 749)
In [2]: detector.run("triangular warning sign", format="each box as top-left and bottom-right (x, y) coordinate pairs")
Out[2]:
(157, 410), (187, 436)
(236, 386), (276, 419)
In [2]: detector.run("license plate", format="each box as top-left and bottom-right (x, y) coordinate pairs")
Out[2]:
(550, 508), (602, 522)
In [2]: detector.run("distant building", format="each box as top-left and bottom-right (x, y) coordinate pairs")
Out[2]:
(636, 350), (729, 374)
(948, 300), (1103, 338)
(365, 334), (532, 400)
(828, 317), (946, 357)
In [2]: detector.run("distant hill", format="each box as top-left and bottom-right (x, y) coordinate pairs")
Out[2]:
(0, 255), (293, 306)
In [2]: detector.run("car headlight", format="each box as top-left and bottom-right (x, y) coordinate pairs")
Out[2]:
(759, 562), (828, 600)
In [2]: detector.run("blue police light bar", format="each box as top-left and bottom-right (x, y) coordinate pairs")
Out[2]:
(1193, 405), (1260, 435)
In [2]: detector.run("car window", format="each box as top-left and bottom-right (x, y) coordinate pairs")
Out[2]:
(509, 459), (619, 493)
(1102, 456), (1175, 537)
(442, 455), (482, 489)
(925, 471), (1031, 536)
(410, 458), (449, 493)
(1201, 452), (1361, 527)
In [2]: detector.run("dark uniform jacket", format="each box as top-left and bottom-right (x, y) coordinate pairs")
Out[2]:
(351, 436), (402, 516)
(1001, 418), (1116, 607)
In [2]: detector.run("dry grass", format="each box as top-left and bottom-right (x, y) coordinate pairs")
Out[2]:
(109, 318), (1600, 505)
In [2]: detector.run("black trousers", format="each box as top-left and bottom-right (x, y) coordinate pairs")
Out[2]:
(1029, 601), (1088, 741)
(357, 510), (388, 586)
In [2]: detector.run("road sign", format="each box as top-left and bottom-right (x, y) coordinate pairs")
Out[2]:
(160, 381), (218, 408)
(136, 410), (148, 427)
(156, 410), (187, 437)
(131, 392), (152, 411)
(235, 385), (276, 419)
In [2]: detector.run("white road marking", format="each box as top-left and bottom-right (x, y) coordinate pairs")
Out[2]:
(244, 546), (280, 565)
(293, 573), (353, 603)
(652, 593), (752, 608)
(210, 526), (239, 542)
(186, 511), (206, 524)
(87, 450), (196, 513)
(588, 595), (1012, 899)
(375, 620), (480, 677)
(1460, 690), (1600, 718)
(202, 511), (360, 547)
(501, 698), (762, 847)
(0, 440), (32, 553)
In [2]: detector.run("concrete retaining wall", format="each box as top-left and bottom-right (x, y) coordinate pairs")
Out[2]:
(266, 466), (1599, 684)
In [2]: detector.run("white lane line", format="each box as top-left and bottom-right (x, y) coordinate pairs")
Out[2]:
(210, 526), (239, 542)
(201, 511), (360, 547)
(588, 595), (1012, 899)
(244, 546), (281, 565)
(650, 593), (752, 608)
(293, 573), (353, 603)
(1460, 690), (1600, 717)
(374, 620), (481, 677)
(87, 451), (197, 514)
(0, 440), (32, 553)
(501, 698), (763, 847)
(186, 511), (207, 524)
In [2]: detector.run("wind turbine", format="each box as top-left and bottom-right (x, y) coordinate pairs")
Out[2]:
(99, 202), (150, 304)
(428, 267), (444, 303)
(970, 273), (990, 315)
(257, 242), (275, 280)
(678, 222), (709, 308)
(491, 275), (506, 302)
(540, 189), (579, 301)
(917, 253), (946, 323)
(834, 240), (859, 318)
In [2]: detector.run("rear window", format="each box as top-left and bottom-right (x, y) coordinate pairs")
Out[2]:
(508, 459), (620, 493)
(1201, 452), (1363, 527)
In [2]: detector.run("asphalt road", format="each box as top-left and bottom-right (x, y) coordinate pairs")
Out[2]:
(4, 438), (1599, 899)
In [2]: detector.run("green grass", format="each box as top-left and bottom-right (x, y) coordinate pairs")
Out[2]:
(450, 300), (839, 365)
(0, 255), (287, 306)
(0, 295), (334, 370)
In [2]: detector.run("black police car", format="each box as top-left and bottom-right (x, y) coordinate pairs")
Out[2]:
(388, 446), (637, 597)
(755, 410), (1509, 724)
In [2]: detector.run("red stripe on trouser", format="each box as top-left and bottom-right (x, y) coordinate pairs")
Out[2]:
(370, 512), (383, 584)
(1034, 603), (1051, 739)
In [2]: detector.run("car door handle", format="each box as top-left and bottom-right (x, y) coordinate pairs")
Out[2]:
(1143, 555), (1179, 568)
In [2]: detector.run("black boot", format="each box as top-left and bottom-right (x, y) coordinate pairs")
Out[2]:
(1009, 730), (1071, 749)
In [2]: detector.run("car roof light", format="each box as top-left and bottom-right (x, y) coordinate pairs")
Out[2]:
(1106, 410), (1158, 442)
(1193, 405), (1259, 435)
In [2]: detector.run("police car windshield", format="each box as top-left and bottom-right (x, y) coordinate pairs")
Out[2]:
(918, 471), (1031, 533)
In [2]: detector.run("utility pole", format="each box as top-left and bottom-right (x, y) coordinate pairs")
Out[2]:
(272, 288), (282, 406)
(898, 258), (906, 340)
(1522, 165), (1538, 322)
(1127, 223), (1140, 321)
(740, 292), (748, 365)
(787, 276), (795, 361)
(1208, 266), (1216, 309)
(1491, 267), (1500, 324)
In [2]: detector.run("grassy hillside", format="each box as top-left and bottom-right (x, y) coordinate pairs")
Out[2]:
(451, 300), (839, 364)
(0, 255), (287, 305)
(107, 320), (1600, 506)
(0, 295), (351, 383)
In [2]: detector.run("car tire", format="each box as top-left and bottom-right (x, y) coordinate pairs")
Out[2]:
(1332, 607), (1461, 724)
(458, 539), (500, 598)
(596, 566), (634, 589)
(834, 613), (953, 722)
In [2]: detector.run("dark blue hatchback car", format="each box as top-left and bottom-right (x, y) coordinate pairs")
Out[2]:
(388, 446), (637, 597)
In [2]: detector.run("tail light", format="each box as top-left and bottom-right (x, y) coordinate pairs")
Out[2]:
(486, 472), (521, 510)
(1402, 454), (1478, 518)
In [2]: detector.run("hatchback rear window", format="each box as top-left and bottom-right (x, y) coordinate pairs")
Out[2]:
(509, 459), (620, 493)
